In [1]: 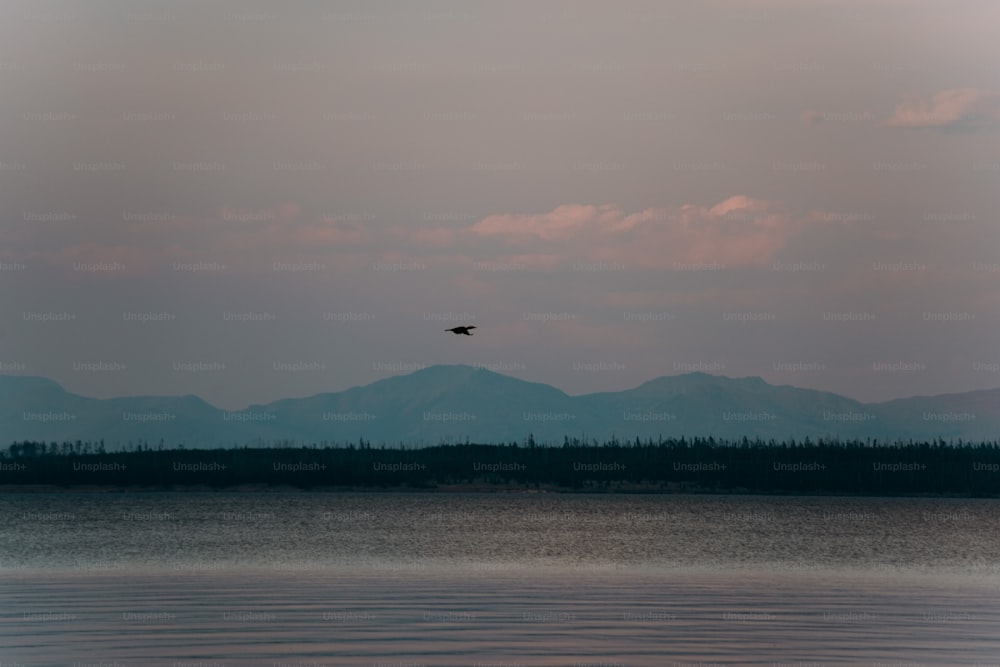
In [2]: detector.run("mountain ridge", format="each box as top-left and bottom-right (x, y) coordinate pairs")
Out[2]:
(2, 366), (998, 448)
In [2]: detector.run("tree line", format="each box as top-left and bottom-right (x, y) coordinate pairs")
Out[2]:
(3, 436), (1000, 496)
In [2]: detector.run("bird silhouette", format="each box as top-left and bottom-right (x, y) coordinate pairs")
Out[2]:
(445, 326), (477, 336)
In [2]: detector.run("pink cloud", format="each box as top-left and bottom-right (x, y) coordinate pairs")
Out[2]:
(799, 110), (825, 126)
(887, 88), (1000, 129)
(278, 202), (301, 222)
(9, 197), (857, 278)
(208, 208), (375, 257)
(470, 205), (600, 241)
(708, 195), (769, 217)
(453, 196), (805, 269)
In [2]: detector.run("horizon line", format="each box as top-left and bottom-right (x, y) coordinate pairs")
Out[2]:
(2, 364), (998, 412)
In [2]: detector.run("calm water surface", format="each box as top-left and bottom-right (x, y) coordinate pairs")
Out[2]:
(2, 493), (999, 666)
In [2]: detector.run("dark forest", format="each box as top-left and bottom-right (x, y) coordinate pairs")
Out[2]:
(4, 437), (1000, 496)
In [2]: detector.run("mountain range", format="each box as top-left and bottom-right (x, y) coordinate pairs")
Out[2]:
(2, 365), (997, 449)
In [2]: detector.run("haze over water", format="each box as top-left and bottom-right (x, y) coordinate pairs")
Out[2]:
(3, 493), (1000, 665)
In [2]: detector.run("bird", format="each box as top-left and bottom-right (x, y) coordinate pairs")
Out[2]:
(445, 326), (477, 336)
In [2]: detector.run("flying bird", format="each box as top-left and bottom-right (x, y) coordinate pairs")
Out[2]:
(445, 326), (477, 336)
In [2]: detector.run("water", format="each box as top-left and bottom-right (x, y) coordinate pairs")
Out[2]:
(2, 493), (1000, 665)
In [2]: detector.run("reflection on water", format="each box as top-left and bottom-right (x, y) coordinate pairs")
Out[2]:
(2, 493), (1000, 665)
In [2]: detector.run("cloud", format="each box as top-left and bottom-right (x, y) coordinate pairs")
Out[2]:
(887, 88), (1000, 129)
(3, 197), (871, 278)
(708, 195), (768, 217)
(469, 205), (603, 242)
(420, 196), (821, 271)
(799, 110), (825, 126)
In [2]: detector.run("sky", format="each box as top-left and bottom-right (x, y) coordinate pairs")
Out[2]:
(1, 0), (998, 410)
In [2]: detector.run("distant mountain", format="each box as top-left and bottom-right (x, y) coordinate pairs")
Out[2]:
(0, 375), (246, 447)
(1, 366), (998, 449)
(870, 388), (1000, 441)
(575, 372), (888, 441)
(260, 364), (574, 444)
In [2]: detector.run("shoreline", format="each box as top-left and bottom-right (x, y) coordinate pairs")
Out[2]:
(0, 483), (992, 498)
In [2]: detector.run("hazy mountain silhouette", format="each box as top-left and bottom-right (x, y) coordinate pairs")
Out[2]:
(0, 375), (241, 447)
(2, 365), (998, 448)
(869, 388), (1000, 441)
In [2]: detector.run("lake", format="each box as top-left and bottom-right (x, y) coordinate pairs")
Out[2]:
(2, 492), (1000, 666)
